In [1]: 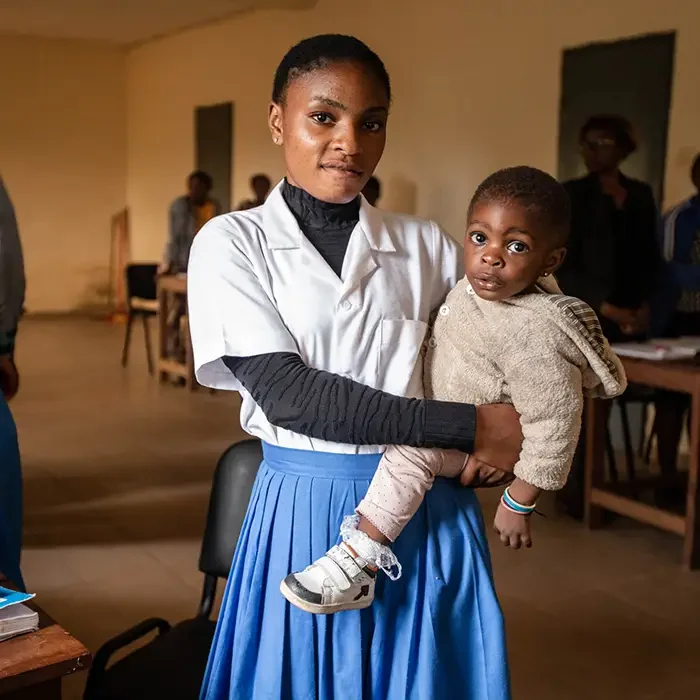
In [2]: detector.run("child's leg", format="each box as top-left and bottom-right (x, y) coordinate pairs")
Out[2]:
(279, 447), (468, 614)
(356, 446), (468, 543)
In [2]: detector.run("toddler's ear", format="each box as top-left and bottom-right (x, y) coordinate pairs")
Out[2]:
(543, 247), (567, 276)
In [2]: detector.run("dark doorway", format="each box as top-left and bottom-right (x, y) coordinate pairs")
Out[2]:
(557, 32), (675, 203)
(195, 102), (233, 211)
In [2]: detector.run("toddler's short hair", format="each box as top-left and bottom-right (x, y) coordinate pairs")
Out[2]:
(468, 166), (571, 246)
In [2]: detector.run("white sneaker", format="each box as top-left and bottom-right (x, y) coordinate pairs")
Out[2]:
(280, 542), (377, 614)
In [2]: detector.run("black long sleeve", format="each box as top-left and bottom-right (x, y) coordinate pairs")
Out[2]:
(224, 353), (476, 452)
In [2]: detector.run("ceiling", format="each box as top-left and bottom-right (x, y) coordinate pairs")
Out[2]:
(0, 0), (315, 45)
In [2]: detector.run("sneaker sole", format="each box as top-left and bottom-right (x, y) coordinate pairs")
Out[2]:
(279, 579), (373, 615)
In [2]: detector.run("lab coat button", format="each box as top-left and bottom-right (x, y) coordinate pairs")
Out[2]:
(341, 300), (353, 311)
(439, 305), (450, 316)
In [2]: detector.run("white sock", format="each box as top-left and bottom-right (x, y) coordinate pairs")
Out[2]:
(340, 514), (402, 581)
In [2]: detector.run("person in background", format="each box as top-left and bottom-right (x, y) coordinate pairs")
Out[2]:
(557, 115), (661, 517)
(651, 154), (700, 491)
(362, 174), (382, 206)
(0, 176), (25, 590)
(237, 173), (272, 210)
(158, 170), (221, 276)
(158, 171), (220, 365)
(559, 115), (660, 341)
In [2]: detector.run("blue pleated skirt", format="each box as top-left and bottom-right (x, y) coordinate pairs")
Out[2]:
(201, 443), (510, 700)
(0, 394), (24, 590)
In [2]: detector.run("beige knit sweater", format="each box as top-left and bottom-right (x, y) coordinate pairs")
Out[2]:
(423, 276), (627, 491)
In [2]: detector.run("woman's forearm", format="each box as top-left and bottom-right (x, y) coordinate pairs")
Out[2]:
(225, 352), (476, 452)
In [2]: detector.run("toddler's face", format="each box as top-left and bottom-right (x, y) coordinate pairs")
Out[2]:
(464, 201), (566, 302)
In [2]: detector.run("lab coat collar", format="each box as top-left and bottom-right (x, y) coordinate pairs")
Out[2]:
(262, 180), (396, 254)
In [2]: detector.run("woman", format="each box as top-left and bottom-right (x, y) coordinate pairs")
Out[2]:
(558, 115), (660, 341)
(188, 35), (520, 700)
(557, 115), (660, 518)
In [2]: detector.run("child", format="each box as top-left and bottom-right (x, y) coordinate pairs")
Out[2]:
(281, 166), (626, 614)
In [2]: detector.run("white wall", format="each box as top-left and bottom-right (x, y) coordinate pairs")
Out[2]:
(0, 36), (126, 312)
(123, 0), (699, 257)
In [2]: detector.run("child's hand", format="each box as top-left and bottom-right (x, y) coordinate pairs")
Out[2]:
(493, 502), (532, 549)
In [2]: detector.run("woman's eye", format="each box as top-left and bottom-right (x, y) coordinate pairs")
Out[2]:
(469, 232), (487, 245)
(363, 120), (383, 133)
(507, 241), (528, 254)
(311, 113), (334, 125)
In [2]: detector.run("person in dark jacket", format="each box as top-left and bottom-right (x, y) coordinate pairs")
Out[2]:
(558, 115), (661, 342)
(557, 116), (661, 518)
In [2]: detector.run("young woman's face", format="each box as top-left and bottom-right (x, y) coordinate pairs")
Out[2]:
(269, 61), (389, 203)
(580, 128), (626, 174)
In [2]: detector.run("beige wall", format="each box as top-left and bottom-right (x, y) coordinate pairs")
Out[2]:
(125, 0), (700, 258)
(0, 36), (126, 312)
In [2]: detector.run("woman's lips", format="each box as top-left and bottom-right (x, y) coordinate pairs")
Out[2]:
(321, 163), (363, 179)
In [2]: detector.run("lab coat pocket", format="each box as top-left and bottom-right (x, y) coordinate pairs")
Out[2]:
(379, 319), (429, 397)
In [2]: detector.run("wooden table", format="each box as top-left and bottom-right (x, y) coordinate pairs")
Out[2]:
(0, 576), (91, 698)
(584, 357), (700, 570)
(156, 274), (195, 390)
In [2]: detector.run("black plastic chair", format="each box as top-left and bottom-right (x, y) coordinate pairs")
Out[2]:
(120, 263), (158, 375)
(83, 439), (263, 700)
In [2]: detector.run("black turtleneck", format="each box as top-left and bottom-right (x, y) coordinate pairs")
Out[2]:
(223, 181), (476, 453)
(282, 180), (358, 277)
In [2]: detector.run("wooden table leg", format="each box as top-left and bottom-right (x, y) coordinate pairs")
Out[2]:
(683, 388), (700, 570)
(157, 285), (168, 383)
(584, 397), (607, 528)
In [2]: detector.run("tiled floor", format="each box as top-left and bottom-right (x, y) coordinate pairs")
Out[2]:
(10, 318), (700, 699)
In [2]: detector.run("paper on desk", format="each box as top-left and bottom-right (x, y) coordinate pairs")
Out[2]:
(0, 585), (35, 611)
(611, 342), (698, 361)
(651, 336), (700, 351)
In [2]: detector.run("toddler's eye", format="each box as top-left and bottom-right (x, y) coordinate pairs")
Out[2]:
(507, 241), (528, 254)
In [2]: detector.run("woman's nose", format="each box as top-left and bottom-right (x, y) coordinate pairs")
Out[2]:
(333, 124), (362, 156)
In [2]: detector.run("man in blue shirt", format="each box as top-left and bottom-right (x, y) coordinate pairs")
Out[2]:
(0, 176), (25, 589)
(653, 154), (700, 494)
(659, 154), (700, 324)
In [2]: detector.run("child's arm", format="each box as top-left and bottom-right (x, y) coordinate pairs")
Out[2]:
(493, 354), (584, 549)
(505, 354), (584, 492)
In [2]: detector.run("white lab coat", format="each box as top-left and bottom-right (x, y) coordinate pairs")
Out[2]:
(187, 182), (462, 454)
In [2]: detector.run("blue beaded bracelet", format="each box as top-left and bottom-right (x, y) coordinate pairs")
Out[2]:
(501, 487), (536, 515)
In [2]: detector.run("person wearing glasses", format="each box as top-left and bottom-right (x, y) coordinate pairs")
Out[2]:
(556, 115), (660, 518)
(558, 115), (660, 341)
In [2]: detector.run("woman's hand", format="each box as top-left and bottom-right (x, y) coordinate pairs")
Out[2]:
(493, 503), (532, 549)
(472, 404), (523, 472)
(620, 304), (650, 336)
(0, 355), (19, 400)
(459, 457), (515, 488)
(600, 302), (636, 327)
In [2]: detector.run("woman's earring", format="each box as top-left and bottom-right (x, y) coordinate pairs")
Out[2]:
(543, 272), (550, 277)
(273, 136), (279, 144)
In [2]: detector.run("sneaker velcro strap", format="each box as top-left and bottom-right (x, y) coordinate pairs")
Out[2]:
(316, 546), (364, 592)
